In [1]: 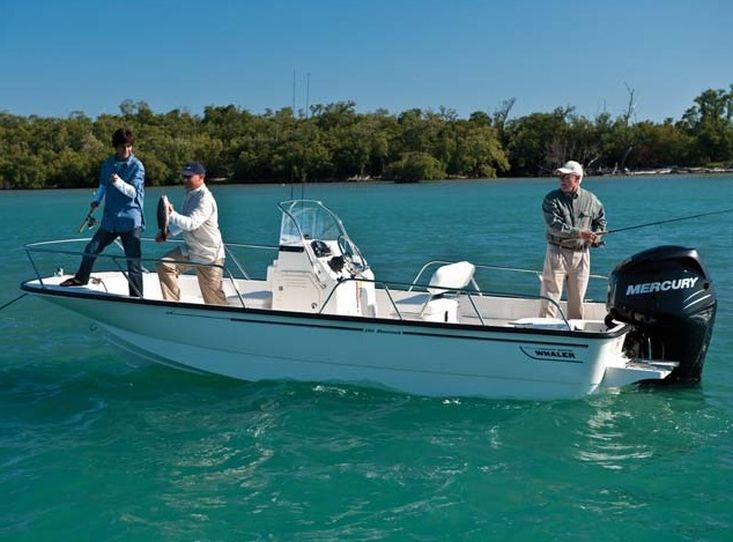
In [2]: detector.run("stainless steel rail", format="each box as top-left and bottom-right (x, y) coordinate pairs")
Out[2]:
(24, 240), (574, 329)
(22, 238), (276, 308)
(318, 276), (571, 329)
(409, 260), (608, 291)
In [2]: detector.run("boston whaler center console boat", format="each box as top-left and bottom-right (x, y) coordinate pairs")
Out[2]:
(21, 200), (717, 400)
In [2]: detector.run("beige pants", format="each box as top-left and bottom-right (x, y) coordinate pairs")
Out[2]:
(538, 243), (590, 320)
(157, 247), (227, 306)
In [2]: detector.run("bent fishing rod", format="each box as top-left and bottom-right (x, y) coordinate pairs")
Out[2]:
(598, 207), (733, 235)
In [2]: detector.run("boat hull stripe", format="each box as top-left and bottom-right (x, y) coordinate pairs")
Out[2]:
(170, 310), (590, 348)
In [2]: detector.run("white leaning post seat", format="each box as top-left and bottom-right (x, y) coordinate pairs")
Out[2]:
(427, 261), (476, 295)
(422, 261), (476, 323)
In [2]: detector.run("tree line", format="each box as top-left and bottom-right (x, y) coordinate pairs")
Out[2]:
(1, 84), (732, 189)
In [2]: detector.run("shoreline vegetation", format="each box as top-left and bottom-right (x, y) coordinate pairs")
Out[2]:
(1, 84), (732, 189)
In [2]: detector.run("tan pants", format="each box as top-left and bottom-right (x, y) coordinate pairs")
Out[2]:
(538, 243), (590, 320)
(157, 247), (227, 306)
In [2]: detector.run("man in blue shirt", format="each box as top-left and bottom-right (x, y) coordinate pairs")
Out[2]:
(61, 128), (146, 296)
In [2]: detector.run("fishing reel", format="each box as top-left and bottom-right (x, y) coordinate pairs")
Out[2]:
(82, 215), (98, 230)
(78, 213), (98, 233)
(82, 216), (97, 230)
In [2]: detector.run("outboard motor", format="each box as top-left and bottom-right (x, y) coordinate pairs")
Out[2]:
(606, 246), (716, 382)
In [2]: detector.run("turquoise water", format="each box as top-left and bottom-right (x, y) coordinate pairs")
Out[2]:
(1, 176), (732, 540)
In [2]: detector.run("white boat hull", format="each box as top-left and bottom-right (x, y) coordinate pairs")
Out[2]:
(20, 202), (716, 401)
(27, 284), (663, 400)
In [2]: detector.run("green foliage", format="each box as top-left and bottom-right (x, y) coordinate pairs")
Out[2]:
(1, 86), (732, 189)
(678, 86), (733, 163)
(383, 152), (446, 182)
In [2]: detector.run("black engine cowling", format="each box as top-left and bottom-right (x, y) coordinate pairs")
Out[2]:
(606, 246), (716, 382)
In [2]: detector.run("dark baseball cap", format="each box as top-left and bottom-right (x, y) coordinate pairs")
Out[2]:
(181, 162), (206, 176)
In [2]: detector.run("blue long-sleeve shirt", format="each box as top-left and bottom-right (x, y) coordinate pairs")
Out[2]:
(94, 154), (145, 232)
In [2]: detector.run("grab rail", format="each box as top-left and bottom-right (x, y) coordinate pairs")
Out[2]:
(222, 243), (279, 280)
(409, 260), (608, 292)
(24, 239), (573, 329)
(318, 276), (571, 329)
(23, 238), (256, 308)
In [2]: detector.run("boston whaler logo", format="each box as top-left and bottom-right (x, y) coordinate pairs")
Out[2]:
(625, 277), (698, 296)
(520, 346), (583, 363)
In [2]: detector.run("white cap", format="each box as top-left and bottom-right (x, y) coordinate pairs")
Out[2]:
(555, 160), (584, 181)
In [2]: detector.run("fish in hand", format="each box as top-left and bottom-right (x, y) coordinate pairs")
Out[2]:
(157, 195), (170, 241)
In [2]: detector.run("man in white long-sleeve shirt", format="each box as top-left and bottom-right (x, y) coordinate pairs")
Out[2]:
(156, 162), (227, 305)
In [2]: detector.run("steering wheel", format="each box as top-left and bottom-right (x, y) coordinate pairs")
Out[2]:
(337, 235), (365, 274)
(337, 235), (353, 258)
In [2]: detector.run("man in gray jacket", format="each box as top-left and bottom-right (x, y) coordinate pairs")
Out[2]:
(539, 160), (606, 320)
(156, 162), (227, 305)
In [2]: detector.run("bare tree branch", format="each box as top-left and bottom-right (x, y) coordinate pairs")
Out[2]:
(623, 82), (637, 126)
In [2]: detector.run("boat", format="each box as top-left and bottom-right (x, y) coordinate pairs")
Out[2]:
(20, 200), (718, 400)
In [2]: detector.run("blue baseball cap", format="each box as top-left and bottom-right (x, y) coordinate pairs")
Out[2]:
(181, 162), (206, 176)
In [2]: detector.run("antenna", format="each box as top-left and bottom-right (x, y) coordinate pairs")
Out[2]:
(290, 167), (294, 200)
(305, 72), (310, 119)
(291, 70), (296, 112)
(301, 72), (311, 199)
(290, 70), (296, 199)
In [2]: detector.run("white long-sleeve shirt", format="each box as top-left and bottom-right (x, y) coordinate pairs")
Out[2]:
(168, 184), (225, 264)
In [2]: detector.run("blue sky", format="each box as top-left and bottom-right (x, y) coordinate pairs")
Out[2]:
(2, 0), (731, 122)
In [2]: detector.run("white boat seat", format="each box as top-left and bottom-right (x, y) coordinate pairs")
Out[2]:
(428, 261), (475, 295)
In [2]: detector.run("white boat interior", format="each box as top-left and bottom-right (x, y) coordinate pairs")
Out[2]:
(28, 269), (613, 330)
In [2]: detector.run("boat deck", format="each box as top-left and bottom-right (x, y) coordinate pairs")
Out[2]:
(27, 271), (612, 333)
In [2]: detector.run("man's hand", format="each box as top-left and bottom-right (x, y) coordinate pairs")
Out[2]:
(111, 173), (122, 184)
(90, 201), (100, 210)
(155, 230), (165, 243)
(579, 230), (598, 244)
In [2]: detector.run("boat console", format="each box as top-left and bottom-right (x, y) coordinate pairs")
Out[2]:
(266, 200), (377, 316)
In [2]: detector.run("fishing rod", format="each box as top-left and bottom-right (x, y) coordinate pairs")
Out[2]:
(599, 207), (733, 235)
(0, 293), (27, 313)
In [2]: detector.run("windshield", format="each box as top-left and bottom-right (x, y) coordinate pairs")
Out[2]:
(277, 200), (368, 271)
(278, 200), (344, 245)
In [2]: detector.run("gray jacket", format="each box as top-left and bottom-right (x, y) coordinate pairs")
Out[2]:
(542, 187), (606, 250)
